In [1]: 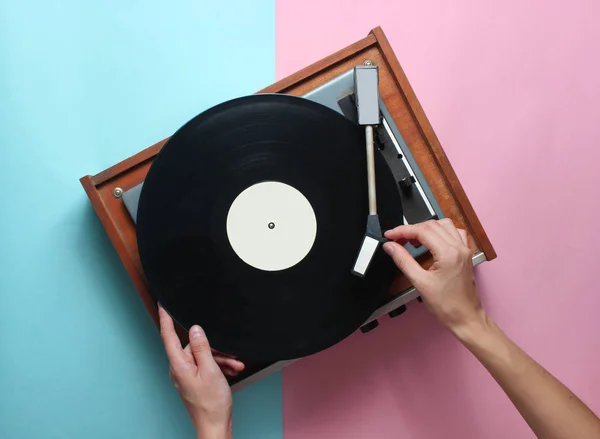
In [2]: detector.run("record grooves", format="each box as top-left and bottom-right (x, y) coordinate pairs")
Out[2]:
(137, 94), (403, 361)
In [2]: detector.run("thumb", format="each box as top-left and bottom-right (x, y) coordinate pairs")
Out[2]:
(189, 325), (215, 367)
(383, 241), (427, 285)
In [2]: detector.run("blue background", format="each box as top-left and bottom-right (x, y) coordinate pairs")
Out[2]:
(0, 1), (281, 438)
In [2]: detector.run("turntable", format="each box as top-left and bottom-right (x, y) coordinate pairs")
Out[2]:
(80, 27), (495, 392)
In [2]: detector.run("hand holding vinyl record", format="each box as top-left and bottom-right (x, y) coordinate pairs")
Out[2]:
(158, 306), (241, 439)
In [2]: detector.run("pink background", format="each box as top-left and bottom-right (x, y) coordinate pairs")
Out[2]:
(277, 1), (600, 438)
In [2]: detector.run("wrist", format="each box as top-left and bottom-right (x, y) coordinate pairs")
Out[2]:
(194, 422), (232, 439)
(448, 310), (494, 346)
(192, 415), (232, 439)
(188, 402), (233, 439)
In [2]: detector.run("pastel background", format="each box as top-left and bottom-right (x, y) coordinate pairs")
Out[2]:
(1, 1), (599, 439)
(278, 1), (600, 438)
(0, 1), (280, 438)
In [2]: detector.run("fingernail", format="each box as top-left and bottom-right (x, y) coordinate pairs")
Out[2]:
(190, 326), (202, 339)
(383, 242), (394, 254)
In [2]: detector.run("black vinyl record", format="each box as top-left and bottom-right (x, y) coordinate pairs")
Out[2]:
(137, 94), (403, 361)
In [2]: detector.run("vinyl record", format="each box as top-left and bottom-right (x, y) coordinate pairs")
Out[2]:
(137, 94), (403, 361)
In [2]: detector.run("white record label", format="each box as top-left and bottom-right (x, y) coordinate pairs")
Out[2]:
(226, 181), (317, 271)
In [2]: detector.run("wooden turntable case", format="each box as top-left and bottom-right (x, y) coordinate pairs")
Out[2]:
(80, 26), (496, 386)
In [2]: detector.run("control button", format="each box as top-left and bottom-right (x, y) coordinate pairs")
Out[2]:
(399, 176), (416, 190)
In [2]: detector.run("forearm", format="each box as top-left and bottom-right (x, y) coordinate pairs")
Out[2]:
(194, 422), (232, 439)
(191, 410), (232, 439)
(454, 316), (600, 439)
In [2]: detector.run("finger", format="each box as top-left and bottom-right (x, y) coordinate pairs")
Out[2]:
(383, 241), (428, 285)
(396, 238), (422, 248)
(211, 348), (235, 357)
(189, 325), (215, 367)
(427, 220), (459, 246)
(438, 218), (462, 243)
(158, 306), (187, 367)
(222, 367), (240, 377)
(458, 229), (468, 246)
(384, 223), (450, 257)
(213, 355), (245, 372)
(184, 345), (245, 373)
(183, 344), (195, 362)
